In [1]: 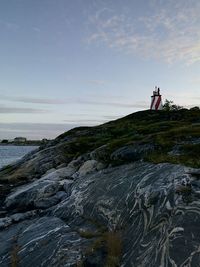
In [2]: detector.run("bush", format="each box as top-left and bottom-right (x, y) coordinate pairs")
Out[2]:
(163, 99), (183, 111)
(190, 106), (200, 111)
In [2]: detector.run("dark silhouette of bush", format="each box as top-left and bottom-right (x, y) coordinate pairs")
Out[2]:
(163, 99), (183, 111)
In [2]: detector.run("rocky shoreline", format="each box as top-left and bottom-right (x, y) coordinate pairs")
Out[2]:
(1, 150), (200, 266)
(0, 109), (200, 266)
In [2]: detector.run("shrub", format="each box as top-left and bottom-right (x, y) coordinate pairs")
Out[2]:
(163, 99), (183, 111)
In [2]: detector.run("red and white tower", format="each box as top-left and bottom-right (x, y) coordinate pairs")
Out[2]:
(150, 87), (163, 110)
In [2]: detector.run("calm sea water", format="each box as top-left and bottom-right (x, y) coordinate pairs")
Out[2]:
(0, 145), (38, 170)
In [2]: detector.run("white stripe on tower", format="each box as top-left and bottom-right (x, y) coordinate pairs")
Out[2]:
(151, 96), (162, 110)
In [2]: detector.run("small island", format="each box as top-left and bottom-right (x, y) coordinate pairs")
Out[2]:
(0, 137), (49, 146)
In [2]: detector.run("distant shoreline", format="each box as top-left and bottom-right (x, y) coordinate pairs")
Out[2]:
(0, 143), (40, 146)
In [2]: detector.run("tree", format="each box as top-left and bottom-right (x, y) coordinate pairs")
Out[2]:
(163, 99), (183, 111)
(1, 139), (8, 143)
(190, 106), (200, 111)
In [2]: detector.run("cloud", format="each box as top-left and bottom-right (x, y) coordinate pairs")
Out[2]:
(86, 0), (200, 64)
(86, 79), (107, 85)
(190, 78), (200, 84)
(0, 95), (148, 109)
(0, 20), (20, 31)
(0, 106), (47, 114)
(0, 95), (67, 105)
(32, 27), (41, 33)
(63, 119), (107, 125)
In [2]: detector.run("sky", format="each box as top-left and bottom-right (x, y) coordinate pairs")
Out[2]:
(0, 0), (200, 140)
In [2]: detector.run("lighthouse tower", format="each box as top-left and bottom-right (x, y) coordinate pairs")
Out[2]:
(150, 87), (163, 110)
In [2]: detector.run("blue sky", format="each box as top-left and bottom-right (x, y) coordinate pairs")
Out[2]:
(0, 0), (200, 139)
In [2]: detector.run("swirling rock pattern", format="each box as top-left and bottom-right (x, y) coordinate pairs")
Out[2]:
(1, 161), (200, 266)
(53, 162), (200, 267)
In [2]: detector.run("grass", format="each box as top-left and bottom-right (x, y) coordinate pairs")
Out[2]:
(11, 244), (20, 267)
(105, 231), (122, 267)
(11, 236), (20, 267)
(146, 143), (200, 168)
(2, 109), (200, 184)
(79, 218), (123, 267)
(78, 229), (100, 239)
(82, 228), (122, 267)
(59, 109), (200, 168)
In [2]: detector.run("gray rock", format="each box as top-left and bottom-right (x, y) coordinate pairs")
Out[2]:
(62, 158), (83, 177)
(77, 160), (99, 177)
(44, 168), (56, 175)
(0, 217), (91, 267)
(10, 210), (37, 222)
(5, 178), (62, 210)
(41, 167), (73, 180)
(56, 191), (68, 200)
(53, 162), (200, 267)
(5, 168), (74, 211)
(2, 157), (200, 267)
(90, 145), (110, 162)
(96, 162), (107, 171)
(34, 195), (60, 209)
(111, 143), (155, 162)
(34, 191), (68, 209)
(62, 180), (74, 197)
(0, 217), (12, 229)
(56, 163), (67, 169)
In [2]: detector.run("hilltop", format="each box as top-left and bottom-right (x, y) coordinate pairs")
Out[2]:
(55, 108), (200, 168)
(0, 108), (200, 267)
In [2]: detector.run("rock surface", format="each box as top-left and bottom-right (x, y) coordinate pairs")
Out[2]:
(0, 109), (200, 266)
(1, 159), (200, 266)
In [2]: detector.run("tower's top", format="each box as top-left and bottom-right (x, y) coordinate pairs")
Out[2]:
(152, 86), (161, 96)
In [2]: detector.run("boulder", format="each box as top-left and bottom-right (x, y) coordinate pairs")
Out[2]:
(111, 143), (155, 162)
(41, 167), (74, 180)
(34, 191), (68, 209)
(63, 158), (83, 177)
(5, 178), (62, 210)
(90, 145), (110, 162)
(77, 160), (99, 177)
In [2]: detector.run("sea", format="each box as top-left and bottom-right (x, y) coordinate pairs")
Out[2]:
(0, 145), (38, 170)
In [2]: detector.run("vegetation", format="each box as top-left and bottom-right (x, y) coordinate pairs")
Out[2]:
(105, 231), (122, 267)
(163, 99), (183, 111)
(11, 236), (20, 267)
(82, 230), (122, 267)
(57, 108), (200, 168)
(78, 229), (100, 239)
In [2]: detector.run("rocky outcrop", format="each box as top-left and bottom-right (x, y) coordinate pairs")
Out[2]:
(1, 158), (200, 266)
(0, 216), (90, 267)
(0, 109), (200, 266)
